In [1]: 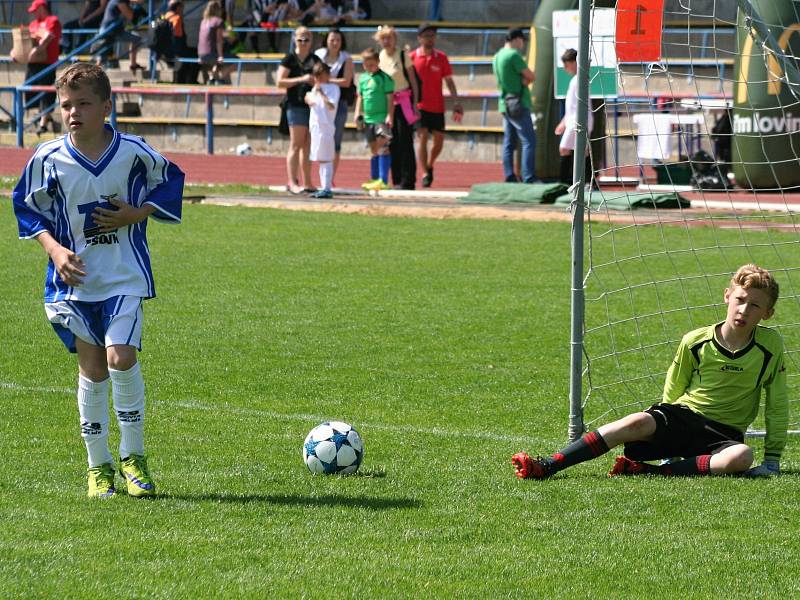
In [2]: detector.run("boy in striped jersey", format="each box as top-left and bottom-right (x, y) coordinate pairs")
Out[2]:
(513, 264), (787, 479)
(12, 63), (184, 498)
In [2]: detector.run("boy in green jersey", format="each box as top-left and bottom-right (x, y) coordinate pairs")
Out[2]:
(513, 264), (788, 479)
(354, 47), (394, 190)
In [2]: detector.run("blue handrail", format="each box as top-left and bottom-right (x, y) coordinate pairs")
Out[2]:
(13, 21), (124, 145)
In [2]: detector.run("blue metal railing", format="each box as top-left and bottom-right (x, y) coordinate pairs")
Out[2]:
(0, 14), (739, 154)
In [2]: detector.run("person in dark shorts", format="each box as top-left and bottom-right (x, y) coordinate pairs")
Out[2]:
(409, 22), (462, 188)
(22, 0), (62, 134)
(513, 263), (788, 479)
(276, 25), (321, 194)
(353, 47), (393, 190)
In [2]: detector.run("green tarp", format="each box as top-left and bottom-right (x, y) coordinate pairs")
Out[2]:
(552, 190), (690, 211)
(460, 182), (569, 205)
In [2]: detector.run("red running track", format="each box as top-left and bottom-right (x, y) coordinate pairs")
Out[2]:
(0, 146), (504, 191)
(5, 145), (800, 206)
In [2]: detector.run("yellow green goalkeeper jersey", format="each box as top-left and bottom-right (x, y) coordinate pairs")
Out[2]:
(663, 323), (788, 460)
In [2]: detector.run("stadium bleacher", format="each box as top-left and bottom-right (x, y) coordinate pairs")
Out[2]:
(0, 0), (737, 168)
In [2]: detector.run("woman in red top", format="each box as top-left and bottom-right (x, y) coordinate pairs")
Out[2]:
(25, 0), (62, 134)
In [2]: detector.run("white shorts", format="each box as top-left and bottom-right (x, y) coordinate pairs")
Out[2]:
(45, 295), (144, 354)
(560, 116), (594, 152)
(560, 125), (577, 151)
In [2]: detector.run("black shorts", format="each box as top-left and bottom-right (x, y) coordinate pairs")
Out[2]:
(418, 110), (445, 133)
(624, 403), (744, 461)
(364, 123), (392, 143)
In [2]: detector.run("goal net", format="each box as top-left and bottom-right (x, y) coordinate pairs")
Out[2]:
(570, 0), (800, 439)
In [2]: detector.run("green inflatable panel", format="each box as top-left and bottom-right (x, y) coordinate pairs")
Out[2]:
(733, 1), (800, 189)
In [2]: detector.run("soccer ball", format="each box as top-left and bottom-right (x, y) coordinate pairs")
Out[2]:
(303, 421), (364, 475)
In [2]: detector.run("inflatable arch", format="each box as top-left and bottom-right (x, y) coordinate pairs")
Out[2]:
(734, 0), (800, 189)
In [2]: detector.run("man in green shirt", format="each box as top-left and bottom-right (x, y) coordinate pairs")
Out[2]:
(513, 263), (788, 479)
(492, 27), (536, 183)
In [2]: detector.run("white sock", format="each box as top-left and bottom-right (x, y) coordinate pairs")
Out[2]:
(78, 375), (113, 467)
(110, 362), (146, 458)
(320, 162), (333, 191)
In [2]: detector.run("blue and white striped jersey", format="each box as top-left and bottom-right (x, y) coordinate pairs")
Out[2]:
(13, 126), (184, 303)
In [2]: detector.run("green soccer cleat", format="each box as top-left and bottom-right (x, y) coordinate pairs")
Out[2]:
(120, 454), (156, 498)
(87, 463), (117, 498)
(361, 179), (380, 189)
(363, 179), (389, 192)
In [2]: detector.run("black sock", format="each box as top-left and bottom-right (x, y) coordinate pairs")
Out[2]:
(659, 455), (712, 476)
(551, 430), (610, 471)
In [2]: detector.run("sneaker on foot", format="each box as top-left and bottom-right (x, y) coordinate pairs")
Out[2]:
(361, 179), (382, 190)
(120, 454), (156, 497)
(608, 455), (648, 477)
(311, 189), (333, 199)
(422, 169), (433, 188)
(87, 463), (117, 498)
(512, 452), (557, 480)
(365, 180), (389, 191)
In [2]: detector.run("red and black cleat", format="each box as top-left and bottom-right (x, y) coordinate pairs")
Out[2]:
(512, 452), (557, 480)
(607, 455), (650, 477)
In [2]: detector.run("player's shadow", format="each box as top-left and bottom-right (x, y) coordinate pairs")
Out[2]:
(163, 492), (420, 510)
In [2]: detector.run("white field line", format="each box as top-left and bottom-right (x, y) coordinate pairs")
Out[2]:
(0, 382), (74, 394)
(0, 381), (537, 444)
(169, 399), (535, 444)
(9, 382), (798, 440)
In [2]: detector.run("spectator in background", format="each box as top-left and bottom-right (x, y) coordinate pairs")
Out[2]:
(93, 0), (144, 72)
(711, 109), (732, 176)
(221, 0), (235, 25)
(300, 0), (339, 25)
(61, 0), (108, 55)
(493, 27), (537, 183)
(410, 22), (462, 188)
(239, 0), (306, 52)
(305, 62), (340, 198)
(238, 0), (273, 53)
(354, 47), (394, 191)
(276, 26), (321, 194)
(24, 0), (61, 134)
(165, 0), (201, 84)
(164, 0), (187, 56)
(554, 48), (593, 184)
(338, 0), (370, 23)
(375, 25), (420, 190)
(315, 27), (354, 181)
(199, 1), (234, 84)
(429, 0), (441, 21)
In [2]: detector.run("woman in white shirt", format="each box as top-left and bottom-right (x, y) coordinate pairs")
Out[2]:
(315, 27), (354, 180)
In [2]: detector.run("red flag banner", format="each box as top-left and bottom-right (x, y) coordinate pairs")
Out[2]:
(615, 0), (665, 62)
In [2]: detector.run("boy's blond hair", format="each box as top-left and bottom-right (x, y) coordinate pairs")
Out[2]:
(55, 62), (112, 101)
(731, 263), (779, 308)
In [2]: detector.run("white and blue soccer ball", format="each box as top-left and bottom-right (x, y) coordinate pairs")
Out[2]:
(303, 421), (364, 475)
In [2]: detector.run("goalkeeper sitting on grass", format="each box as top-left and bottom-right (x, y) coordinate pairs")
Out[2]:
(513, 263), (787, 479)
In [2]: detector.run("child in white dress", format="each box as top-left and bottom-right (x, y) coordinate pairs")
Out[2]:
(305, 62), (340, 198)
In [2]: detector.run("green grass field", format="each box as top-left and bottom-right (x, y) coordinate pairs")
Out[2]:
(1, 201), (799, 598)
